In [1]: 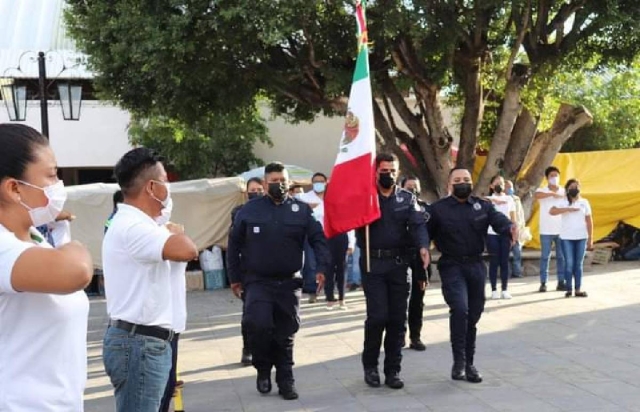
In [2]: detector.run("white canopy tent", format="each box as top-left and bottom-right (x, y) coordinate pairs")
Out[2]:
(239, 164), (315, 184)
(64, 178), (244, 269)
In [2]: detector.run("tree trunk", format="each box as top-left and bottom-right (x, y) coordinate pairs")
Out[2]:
(457, 55), (484, 171)
(475, 78), (522, 194)
(518, 103), (593, 219)
(372, 99), (439, 201)
(414, 84), (452, 198)
(503, 107), (538, 182)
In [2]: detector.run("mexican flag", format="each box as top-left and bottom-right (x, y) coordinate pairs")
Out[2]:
(323, 0), (380, 238)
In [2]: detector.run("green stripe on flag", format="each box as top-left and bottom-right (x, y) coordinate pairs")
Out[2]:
(352, 46), (369, 83)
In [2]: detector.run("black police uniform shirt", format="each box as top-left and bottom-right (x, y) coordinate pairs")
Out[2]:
(355, 188), (430, 253)
(427, 195), (512, 258)
(227, 195), (330, 284)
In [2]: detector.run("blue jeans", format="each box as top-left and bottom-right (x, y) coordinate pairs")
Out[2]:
(624, 245), (640, 260)
(159, 334), (180, 412)
(347, 245), (362, 286)
(302, 240), (317, 294)
(487, 234), (511, 291)
(511, 242), (522, 277)
(539, 234), (566, 285)
(561, 239), (587, 292)
(103, 326), (172, 412)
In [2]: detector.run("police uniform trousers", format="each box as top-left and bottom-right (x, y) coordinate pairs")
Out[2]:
(408, 253), (432, 342)
(360, 258), (410, 375)
(242, 277), (302, 385)
(438, 257), (486, 365)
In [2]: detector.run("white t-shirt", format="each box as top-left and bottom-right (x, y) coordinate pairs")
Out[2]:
(559, 198), (592, 240)
(299, 191), (325, 227)
(487, 194), (515, 235)
(0, 225), (89, 412)
(536, 186), (566, 235)
(169, 261), (188, 333)
(103, 204), (174, 329)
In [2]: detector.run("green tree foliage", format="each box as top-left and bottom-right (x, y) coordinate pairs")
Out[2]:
(66, 0), (640, 207)
(128, 108), (271, 179)
(554, 59), (640, 152)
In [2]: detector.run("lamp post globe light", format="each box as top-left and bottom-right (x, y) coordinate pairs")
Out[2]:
(0, 50), (84, 139)
(0, 78), (27, 121)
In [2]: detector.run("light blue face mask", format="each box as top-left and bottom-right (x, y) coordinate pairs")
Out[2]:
(506, 188), (514, 196)
(313, 182), (326, 193)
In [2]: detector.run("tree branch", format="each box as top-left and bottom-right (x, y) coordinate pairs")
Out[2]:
(506, 0), (531, 80)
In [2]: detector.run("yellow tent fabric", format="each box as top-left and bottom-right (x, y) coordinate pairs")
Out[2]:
(473, 148), (640, 249)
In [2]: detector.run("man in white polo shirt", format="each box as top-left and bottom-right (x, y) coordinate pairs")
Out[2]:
(534, 166), (567, 293)
(102, 148), (198, 412)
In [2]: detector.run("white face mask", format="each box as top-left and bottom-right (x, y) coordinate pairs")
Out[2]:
(151, 181), (172, 225)
(19, 180), (67, 227)
(549, 176), (559, 186)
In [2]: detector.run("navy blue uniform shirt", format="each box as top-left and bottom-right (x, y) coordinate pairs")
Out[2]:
(227, 195), (330, 284)
(428, 195), (512, 257)
(356, 188), (430, 251)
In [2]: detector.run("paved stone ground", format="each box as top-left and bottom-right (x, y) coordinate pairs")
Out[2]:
(85, 261), (640, 412)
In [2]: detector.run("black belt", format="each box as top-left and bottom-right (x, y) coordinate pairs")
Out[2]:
(441, 254), (483, 263)
(109, 319), (175, 341)
(370, 248), (407, 259)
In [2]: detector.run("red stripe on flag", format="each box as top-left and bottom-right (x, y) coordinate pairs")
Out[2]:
(324, 154), (380, 238)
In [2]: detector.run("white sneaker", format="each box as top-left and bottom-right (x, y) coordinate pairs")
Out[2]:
(501, 290), (512, 300)
(339, 301), (348, 310)
(491, 291), (500, 300)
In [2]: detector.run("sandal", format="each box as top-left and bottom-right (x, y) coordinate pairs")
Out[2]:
(575, 291), (588, 297)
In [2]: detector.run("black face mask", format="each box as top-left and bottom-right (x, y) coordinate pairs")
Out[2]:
(494, 185), (503, 194)
(267, 182), (288, 201)
(247, 192), (263, 200)
(568, 188), (580, 198)
(453, 183), (473, 199)
(378, 173), (395, 189)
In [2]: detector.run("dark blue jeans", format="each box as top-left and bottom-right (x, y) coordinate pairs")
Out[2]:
(561, 239), (587, 292)
(103, 326), (172, 412)
(325, 233), (348, 301)
(487, 234), (511, 291)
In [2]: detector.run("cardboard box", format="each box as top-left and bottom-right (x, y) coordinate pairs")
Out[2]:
(591, 248), (613, 265)
(186, 270), (204, 291)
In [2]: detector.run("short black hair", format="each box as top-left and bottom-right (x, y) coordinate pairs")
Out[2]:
(448, 167), (470, 177)
(0, 124), (49, 181)
(400, 175), (419, 188)
(112, 190), (124, 208)
(246, 177), (263, 189)
(311, 172), (327, 181)
(264, 162), (286, 175)
(545, 166), (560, 178)
(375, 153), (398, 168)
(114, 147), (164, 196)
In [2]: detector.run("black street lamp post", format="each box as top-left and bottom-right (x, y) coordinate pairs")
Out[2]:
(1, 50), (83, 140)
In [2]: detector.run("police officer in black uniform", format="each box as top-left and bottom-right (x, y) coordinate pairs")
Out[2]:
(230, 177), (265, 366)
(400, 176), (433, 351)
(428, 167), (515, 383)
(227, 162), (330, 400)
(357, 153), (430, 389)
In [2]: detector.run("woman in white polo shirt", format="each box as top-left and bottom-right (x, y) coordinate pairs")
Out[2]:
(550, 179), (594, 297)
(485, 175), (516, 300)
(0, 124), (93, 411)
